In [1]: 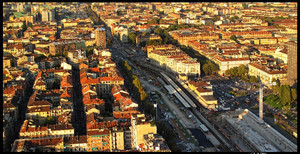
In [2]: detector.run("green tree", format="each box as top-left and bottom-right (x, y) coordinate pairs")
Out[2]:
(159, 18), (164, 24)
(229, 15), (239, 22)
(21, 22), (27, 32)
(154, 27), (164, 36)
(148, 18), (159, 24)
(146, 39), (162, 46)
(242, 3), (248, 9)
(116, 10), (122, 16)
(139, 41), (146, 47)
(86, 47), (94, 56)
(128, 32), (136, 44)
(249, 75), (258, 83)
(63, 50), (68, 58)
(291, 88), (297, 102)
(240, 74), (249, 81)
(212, 16), (220, 22)
(209, 61), (219, 75)
(202, 63), (211, 75)
(140, 90), (148, 101)
(225, 69), (231, 76)
(282, 105), (292, 115)
(279, 85), (291, 105)
(230, 34), (237, 41)
(202, 61), (219, 75)
(271, 78), (280, 94)
(43, 116), (56, 126)
(225, 67), (241, 77)
(124, 60), (132, 73)
(238, 64), (247, 76)
(107, 38), (111, 46)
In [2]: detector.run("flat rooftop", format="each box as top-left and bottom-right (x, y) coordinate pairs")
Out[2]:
(222, 109), (297, 152)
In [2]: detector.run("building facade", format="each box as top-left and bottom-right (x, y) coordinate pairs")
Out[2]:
(248, 62), (287, 87)
(95, 28), (106, 48)
(286, 41), (297, 87)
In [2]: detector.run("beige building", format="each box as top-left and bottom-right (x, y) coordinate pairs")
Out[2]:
(248, 62), (287, 87)
(142, 133), (171, 152)
(87, 129), (112, 152)
(212, 55), (250, 75)
(6, 21), (24, 28)
(273, 46), (288, 64)
(111, 128), (125, 151)
(131, 114), (156, 150)
(3, 57), (11, 68)
(11, 137), (64, 152)
(48, 124), (74, 138)
(188, 80), (217, 109)
(147, 44), (201, 77)
(63, 136), (89, 152)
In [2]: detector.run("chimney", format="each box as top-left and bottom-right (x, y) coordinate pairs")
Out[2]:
(259, 83), (264, 123)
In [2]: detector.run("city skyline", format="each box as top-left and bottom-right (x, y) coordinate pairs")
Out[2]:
(3, 2), (297, 152)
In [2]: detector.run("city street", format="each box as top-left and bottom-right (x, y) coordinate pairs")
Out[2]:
(71, 66), (86, 136)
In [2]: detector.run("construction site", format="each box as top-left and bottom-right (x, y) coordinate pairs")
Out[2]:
(209, 84), (297, 152)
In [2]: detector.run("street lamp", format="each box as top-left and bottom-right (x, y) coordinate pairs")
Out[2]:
(154, 103), (157, 121)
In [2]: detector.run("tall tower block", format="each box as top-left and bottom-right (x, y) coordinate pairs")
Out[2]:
(95, 28), (106, 48)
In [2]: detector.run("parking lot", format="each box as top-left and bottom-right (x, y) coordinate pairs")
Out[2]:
(209, 77), (268, 111)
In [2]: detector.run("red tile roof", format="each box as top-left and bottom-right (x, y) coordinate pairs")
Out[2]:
(3, 86), (17, 95)
(83, 78), (99, 85)
(27, 106), (51, 113)
(27, 100), (52, 107)
(88, 121), (118, 130)
(60, 75), (73, 87)
(3, 102), (16, 109)
(84, 98), (105, 105)
(87, 129), (110, 136)
(113, 110), (139, 119)
(89, 67), (101, 73)
(60, 89), (72, 98)
(79, 63), (88, 69)
(27, 137), (63, 146)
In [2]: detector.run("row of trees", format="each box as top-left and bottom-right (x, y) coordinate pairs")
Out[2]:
(119, 60), (155, 116)
(128, 32), (136, 44)
(154, 24), (221, 75)
(179, 45), (219, 75)
(271, 79), (297, 108)
(128, 23), (220, 76)
(225, 64), (247, 77)
(147, 17), (164, 25)
(129, 23), (207, 47)
(85, 6), (101, 25)
(202, 61), (219, 76)
(225, 64), (259, 83)
(229, 15), (239, 22)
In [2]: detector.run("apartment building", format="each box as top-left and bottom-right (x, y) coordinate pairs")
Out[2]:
(95, 28), (106, 47)
(248, 62), (287, 87)
(130, 114), (156, 150)
(147, 44), (201, 77)
(212, 55), (250, 75)
(87, 129), (112, 152)
(286, 41), (297, 87)
(188, 80), (217, 109)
